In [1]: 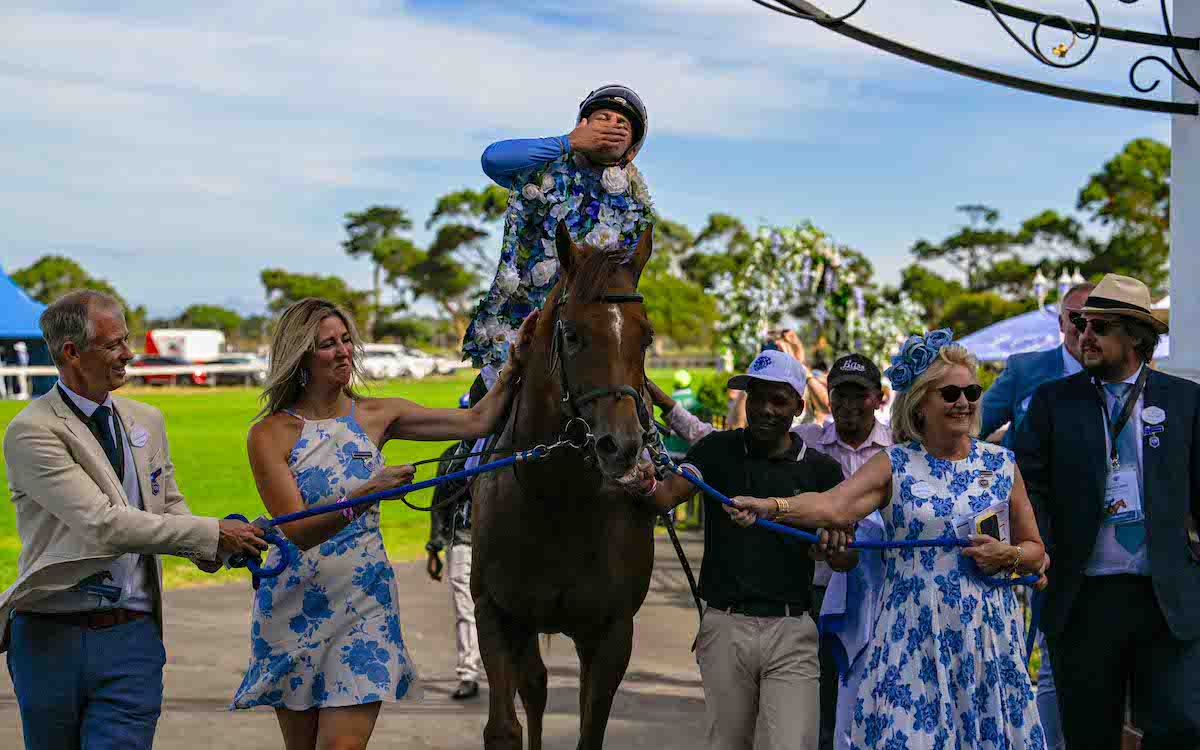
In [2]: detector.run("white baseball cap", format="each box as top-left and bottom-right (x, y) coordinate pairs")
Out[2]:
(727, 349), (807, 400)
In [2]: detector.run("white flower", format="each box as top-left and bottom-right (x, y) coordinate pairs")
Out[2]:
(496, 265), (520, 294)
(597, 204), (617, 225)
(492, 324), (515, 344)
(541, 238), (558, 258)
(541, 173), (556, 192)
(585, 224), (620, 250)
(600, 166), (629, 195)
(550, 202), (570, 221)
(521, 183), (544, 202)
(531, 259), (559, 287)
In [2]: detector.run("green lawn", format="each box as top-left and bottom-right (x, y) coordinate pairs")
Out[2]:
(0, 368), (706, 589)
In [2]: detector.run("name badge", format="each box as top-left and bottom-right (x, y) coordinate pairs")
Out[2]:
(1103, 468), (1143, 526)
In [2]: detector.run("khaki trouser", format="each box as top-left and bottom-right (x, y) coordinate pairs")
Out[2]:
(447, 544), (482, 683)
(695, 607), (820, 750)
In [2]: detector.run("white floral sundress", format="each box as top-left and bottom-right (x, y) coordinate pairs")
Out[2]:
(849, 440), (1043, 750)
(231, 403), (421, 710)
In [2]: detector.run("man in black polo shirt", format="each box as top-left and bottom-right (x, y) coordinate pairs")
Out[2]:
(645, 349), (844, 749)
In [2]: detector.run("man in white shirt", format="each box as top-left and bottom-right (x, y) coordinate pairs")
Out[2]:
(1, 290), (268, 750)
(1015, 274), (1200, 749)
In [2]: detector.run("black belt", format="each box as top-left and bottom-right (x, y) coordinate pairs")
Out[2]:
(708, 601), (811, 618)
(16, 608), (151, 630)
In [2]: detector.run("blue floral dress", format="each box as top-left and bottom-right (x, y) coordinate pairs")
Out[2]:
(462, 153), (654, 368)
(231, 404), (421, 710)
(849, 440), (1043, 750)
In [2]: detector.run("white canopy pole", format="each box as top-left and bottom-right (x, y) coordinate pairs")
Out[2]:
(1170, 0), (1200, 381)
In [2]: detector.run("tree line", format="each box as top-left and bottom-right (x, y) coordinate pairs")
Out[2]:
(8, 138), (1168, 356)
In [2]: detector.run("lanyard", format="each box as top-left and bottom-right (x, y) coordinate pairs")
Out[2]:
(1093, 366), (1149, 472)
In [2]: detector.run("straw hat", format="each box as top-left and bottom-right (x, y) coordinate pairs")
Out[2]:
(1080, 273), (1169, 334)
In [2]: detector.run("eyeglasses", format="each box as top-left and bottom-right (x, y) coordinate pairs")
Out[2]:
(939, 384), (982, 403)
(1069, 313), (1121, 337)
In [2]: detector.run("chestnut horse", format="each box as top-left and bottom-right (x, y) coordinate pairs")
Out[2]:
(471, 221), (658, 750)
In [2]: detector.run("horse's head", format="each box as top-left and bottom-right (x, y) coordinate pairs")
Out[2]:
(548, 220), (654, 484)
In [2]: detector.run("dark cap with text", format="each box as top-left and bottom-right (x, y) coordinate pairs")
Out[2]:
(828, 353), (882, 391)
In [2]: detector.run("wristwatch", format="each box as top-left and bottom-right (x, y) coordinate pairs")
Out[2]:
(425, 542), (442, 554)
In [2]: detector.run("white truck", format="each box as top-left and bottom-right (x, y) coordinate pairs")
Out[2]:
(144, 329), (226, 361)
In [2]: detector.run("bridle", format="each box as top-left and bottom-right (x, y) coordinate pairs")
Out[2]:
(548, 288), (657, 452)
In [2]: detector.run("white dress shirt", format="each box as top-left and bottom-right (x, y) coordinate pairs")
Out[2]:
(794, 419), (892, 586)
(31, 382), (154, 613)
(1085, 365), (1149, 576)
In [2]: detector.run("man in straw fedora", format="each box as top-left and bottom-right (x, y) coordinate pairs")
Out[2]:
(1015, 273), (1200, 749)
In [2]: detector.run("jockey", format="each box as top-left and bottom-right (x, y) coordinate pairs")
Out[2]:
(462, 84), (655, 370)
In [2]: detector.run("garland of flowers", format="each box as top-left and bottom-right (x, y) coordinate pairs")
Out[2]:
(462, 154), (654, 368)
(714, 223), (927, 370)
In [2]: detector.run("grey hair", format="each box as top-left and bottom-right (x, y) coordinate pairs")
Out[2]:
(39, 290), (124, 366)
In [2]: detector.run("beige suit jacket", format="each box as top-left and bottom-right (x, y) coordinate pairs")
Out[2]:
(0, 386), (219, 651)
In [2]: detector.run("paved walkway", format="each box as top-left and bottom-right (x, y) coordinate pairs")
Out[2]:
(1, 532), (708, 749)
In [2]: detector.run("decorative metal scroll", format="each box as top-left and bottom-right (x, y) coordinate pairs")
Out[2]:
(752, 0), (1199, 115)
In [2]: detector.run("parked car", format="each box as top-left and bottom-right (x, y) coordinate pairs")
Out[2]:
(363, 343), (434, 379)
(395, 346), (436, 379)
(127, 354), (207, 386)
(205, 353), (268, 386)
(362, 349), (407, 380)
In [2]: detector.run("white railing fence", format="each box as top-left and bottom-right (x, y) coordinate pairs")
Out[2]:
(0, 364), (266, 400)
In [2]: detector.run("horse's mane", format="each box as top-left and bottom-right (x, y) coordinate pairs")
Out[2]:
(568, 247), (633, 303)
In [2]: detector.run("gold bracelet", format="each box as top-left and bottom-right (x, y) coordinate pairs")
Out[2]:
(775, 497), (790, 520)
(1010, 544), (1023, 576)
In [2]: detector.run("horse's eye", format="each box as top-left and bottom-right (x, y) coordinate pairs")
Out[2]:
(563, 324), (581, 346)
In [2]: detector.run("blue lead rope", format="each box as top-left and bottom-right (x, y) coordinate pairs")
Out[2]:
(654, 455), (1039, 588)
(223, 447), (547, 584)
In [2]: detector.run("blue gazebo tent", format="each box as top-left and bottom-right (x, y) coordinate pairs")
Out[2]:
(0, 268), (52, 395)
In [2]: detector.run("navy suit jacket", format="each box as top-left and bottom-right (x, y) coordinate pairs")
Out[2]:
(980, 345), (1067, 448)
(1014, 368), (1200, 641)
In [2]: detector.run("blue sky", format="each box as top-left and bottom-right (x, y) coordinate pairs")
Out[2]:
(0, 0), (1176, 316)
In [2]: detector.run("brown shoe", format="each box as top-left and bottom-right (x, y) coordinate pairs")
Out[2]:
(451, 680), (479, 700)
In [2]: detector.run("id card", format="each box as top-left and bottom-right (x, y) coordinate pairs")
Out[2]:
(1102, 468), (1143, 525)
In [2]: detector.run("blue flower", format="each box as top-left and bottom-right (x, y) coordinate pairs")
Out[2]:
(340, 638), (392, 688)
(353, 561), (395, 607)
(899, 335), (926, 361)
(924, 329), (954, 349)
(302, 588), (334, 620)
(888, 447), (911, 474)
(906, 343), (936, 372)
(290, 676), (303, 691)
(312, 673), (329, 704)
(294, 466), (335, 505)
(885, 362), (915, 391)
(924, 453), (953, 480)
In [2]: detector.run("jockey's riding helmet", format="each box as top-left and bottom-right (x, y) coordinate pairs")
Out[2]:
(578, 84), (647, 159)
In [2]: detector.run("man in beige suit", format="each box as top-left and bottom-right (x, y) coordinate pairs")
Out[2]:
(0, 290), (267, 750)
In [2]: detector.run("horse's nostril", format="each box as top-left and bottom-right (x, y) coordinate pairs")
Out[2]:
(596, 434), (619, 457)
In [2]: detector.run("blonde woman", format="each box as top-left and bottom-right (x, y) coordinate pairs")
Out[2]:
(729, 333), (1049, 749)
(231, 298), (535, 750)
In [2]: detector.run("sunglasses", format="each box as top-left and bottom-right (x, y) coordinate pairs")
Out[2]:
(939, 384), (982, 403)
(1069, 313), (1121, 337)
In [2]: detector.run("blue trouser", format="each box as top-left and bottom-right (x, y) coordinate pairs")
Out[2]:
(7, 614), (166, 750)
(1036, 633), (1065, 750)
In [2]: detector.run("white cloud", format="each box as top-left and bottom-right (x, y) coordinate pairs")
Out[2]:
(0, 0), (1180, 315)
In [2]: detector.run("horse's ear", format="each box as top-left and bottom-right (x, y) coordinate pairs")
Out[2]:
(630, 224), (654, 287)
(555, 220), (578, 277)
